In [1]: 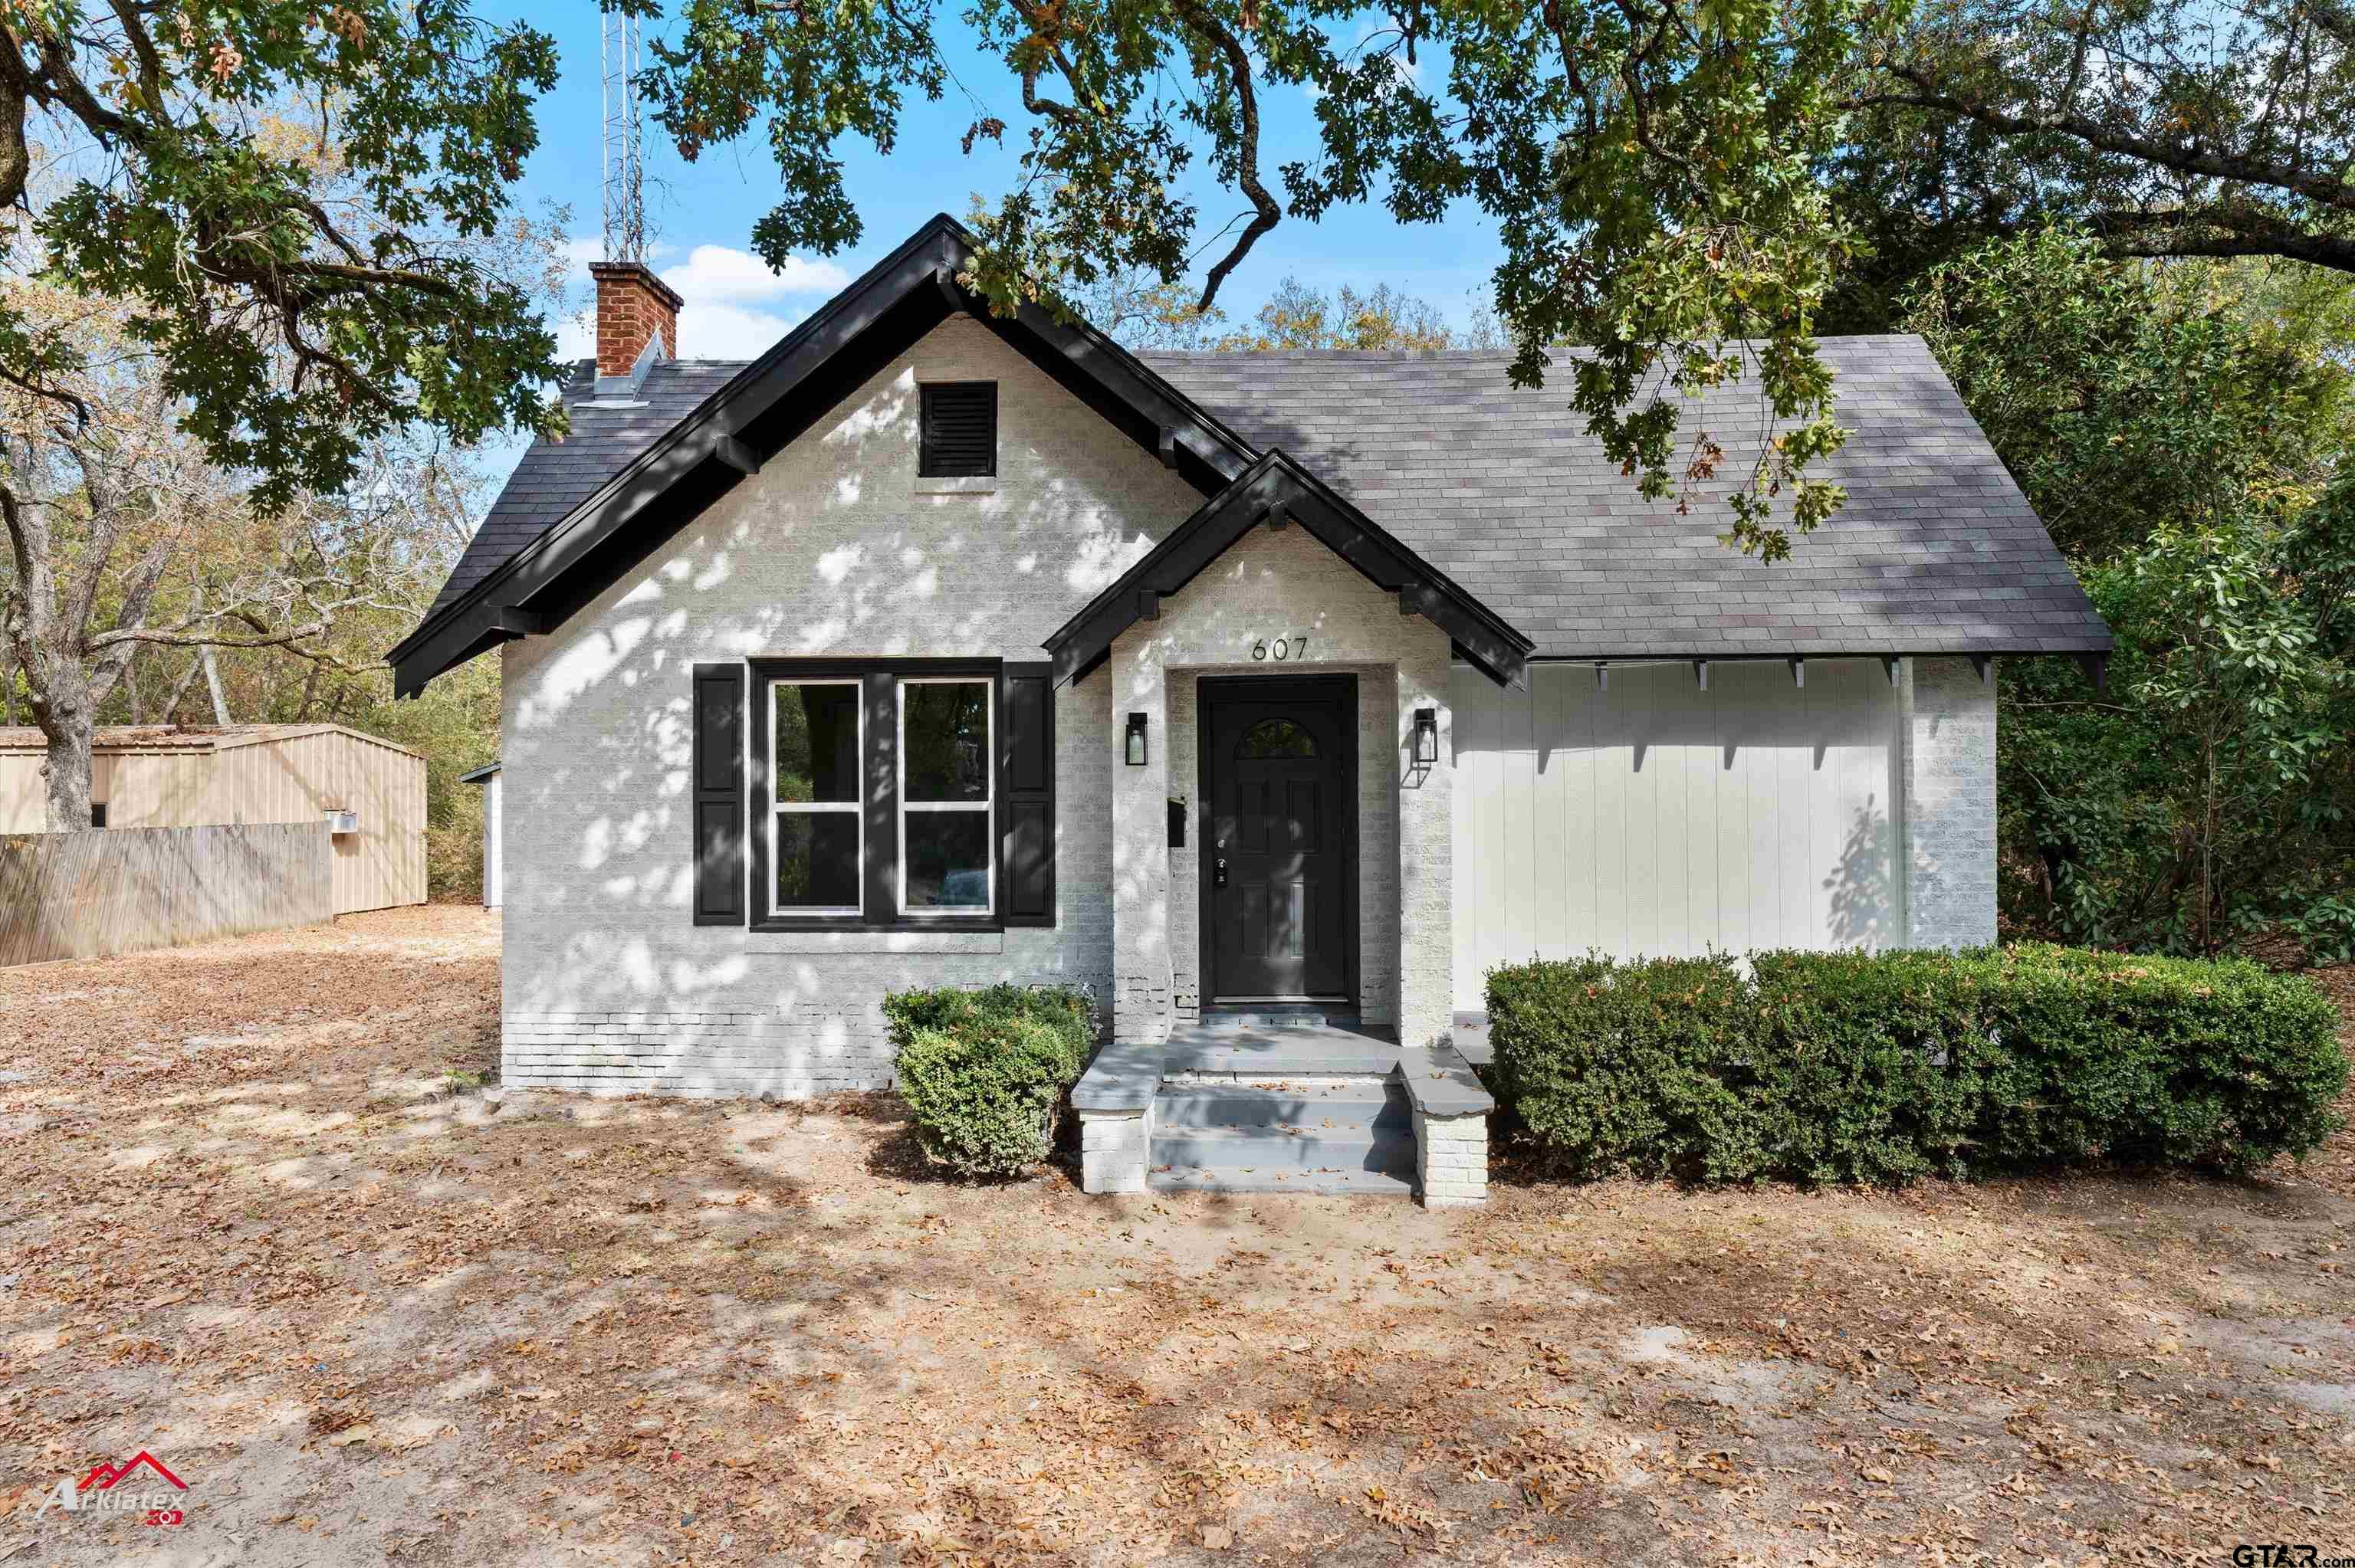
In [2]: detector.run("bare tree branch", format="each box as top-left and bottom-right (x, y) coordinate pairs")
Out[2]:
(1169, 0), (1281, 312)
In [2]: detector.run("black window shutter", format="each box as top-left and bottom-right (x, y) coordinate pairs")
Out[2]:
(691, 662), (747, 925)
(919, 382), (997, 477)
(997, 663), (1055, 926)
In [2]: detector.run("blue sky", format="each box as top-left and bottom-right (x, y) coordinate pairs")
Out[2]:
(485, 5), (1506, 373)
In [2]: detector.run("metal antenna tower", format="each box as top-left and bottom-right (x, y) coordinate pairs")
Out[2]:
(600, 8), (646, 262)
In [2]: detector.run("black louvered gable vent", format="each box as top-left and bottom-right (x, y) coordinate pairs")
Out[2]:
(919, 382), (997, 477)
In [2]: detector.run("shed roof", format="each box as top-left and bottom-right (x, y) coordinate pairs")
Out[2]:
(0, 724), (424, 759)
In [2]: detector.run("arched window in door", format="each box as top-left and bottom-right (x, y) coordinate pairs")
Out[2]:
(1236, 718), (1319, 759)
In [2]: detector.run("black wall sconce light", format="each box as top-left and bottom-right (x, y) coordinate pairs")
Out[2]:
(1411, 707), (1438, 766)
(1125, 711), (1149, 766)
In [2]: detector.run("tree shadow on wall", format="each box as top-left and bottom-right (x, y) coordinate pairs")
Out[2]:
(1824, 795), (1897, 948)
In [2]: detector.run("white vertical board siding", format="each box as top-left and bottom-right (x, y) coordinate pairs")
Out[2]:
(1451, 658), (1905, 1009)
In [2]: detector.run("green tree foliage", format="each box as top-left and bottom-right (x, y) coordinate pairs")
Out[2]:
(1906, 230), (2355, 956)
(0, 4), (570, 506)
(0, 7), (567, 852)
(629, 0), (1872, 556)
(631, 0), (2355, 557)
(1825, 0), (2355, 332)
(1204, 277), (1500, 351)
(1071, 266), (1498, 350)
(1, 181), (563, 837)
(1903, 228), (2349, 560)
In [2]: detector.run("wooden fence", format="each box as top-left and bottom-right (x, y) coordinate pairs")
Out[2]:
(0, 822), (333, 966)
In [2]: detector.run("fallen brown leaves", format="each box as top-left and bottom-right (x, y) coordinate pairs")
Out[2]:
(2, 913), (2352, 1564)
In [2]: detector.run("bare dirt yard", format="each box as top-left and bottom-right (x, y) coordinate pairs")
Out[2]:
(3, 907), (2353, 1566)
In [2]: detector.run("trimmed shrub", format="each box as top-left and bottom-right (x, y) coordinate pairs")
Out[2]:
(884, 985), (1095, 1176)
(1483, 953), (1770, 1183)
(1488, 946), (2344, 1186)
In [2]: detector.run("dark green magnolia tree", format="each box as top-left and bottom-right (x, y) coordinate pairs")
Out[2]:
(628, 0), (2355, 559)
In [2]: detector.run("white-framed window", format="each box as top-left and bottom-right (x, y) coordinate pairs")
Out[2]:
(768, 677), (863, 917)
(898, 675), (993, 914)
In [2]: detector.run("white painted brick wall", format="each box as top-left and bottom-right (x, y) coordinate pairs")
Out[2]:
(498, 318), (1197, 1096)
(1412, 1105), (1489, 1207)
(1079, 1108), (1149, 1194)
(1901, 657), (1998, 950)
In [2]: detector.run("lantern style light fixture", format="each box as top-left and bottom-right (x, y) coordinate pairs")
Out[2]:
(1411, 707), (1438, 766)
(1125, 711), (1149, 766)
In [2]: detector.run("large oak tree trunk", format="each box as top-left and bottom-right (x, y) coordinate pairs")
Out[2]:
(25, 664), (97, 832)
(42, 720), (92, 831)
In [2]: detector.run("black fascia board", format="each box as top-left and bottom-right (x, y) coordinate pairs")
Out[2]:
(1043, 449), (1536, 689)
(389, 212), (1263, 697)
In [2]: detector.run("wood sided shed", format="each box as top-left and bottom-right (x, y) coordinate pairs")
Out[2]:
(0, 724), (426, 914)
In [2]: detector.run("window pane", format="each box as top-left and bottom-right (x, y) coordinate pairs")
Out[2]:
(775, 683), (860, 804)
(1237, 717), (1318, 758)
(903, 682), (990, 802)
(904, 812), (990, 910)
(775, 812), (862, 910)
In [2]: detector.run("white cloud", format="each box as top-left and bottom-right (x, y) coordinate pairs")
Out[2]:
(672, 300), (806, 360)
(552, 299), (805, 366)
(560, 235), (604, 274)
(562, 234), (688, 277)
(659, 244), (849, 306)
(555, 307), (594, 362)
(550, 299), (810, 362)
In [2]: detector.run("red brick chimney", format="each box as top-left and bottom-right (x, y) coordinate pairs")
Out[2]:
(590, 260), (683, 378)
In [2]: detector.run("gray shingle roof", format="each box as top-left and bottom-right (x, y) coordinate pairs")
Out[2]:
(428, 358), (747, 617)
(1137, 336), (2109, 658)
(429, 334), (2107, 657)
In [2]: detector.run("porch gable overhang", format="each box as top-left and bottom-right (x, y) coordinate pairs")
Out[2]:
(1043, 449), (1535, 690)
(386, 214), (1267, 699)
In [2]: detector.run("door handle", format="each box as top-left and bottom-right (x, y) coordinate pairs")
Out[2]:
(1214, 857), (1228, 888)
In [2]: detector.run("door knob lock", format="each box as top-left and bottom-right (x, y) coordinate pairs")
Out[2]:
(1214, 857), (1228, 888)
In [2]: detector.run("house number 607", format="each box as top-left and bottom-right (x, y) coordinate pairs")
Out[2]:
(1252, 636), (1307, 661)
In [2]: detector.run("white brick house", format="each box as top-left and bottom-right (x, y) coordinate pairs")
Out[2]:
(390, 215), (2110, 1202)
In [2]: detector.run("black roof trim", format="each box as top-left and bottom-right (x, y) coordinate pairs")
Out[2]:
(389, 214), (1265, 697)
(1043, 449), (1536, 689)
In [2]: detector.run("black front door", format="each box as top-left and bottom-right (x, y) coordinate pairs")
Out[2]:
(1200, 676), (1355, 1002)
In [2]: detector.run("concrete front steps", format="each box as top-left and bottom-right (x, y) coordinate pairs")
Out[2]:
(1148, 1075), (1417, 1196)
(1073, 1016), (1494, 1206)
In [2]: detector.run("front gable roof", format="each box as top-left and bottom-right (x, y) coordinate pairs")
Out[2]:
(1046, 450), (1534, 688)
(393, 217), (2110, 700)
(388, 214), (1281, 697)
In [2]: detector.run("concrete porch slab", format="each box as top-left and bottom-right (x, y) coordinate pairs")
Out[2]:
(1161, 1021), (1402, 1079)
(1072, 1038), (1163, 1113)
(1450, 1012), (1493, 1068)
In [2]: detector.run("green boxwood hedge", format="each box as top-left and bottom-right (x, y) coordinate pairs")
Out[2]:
(1485, 945), (2345, 1186)
(884, 984), (1096, 1177)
